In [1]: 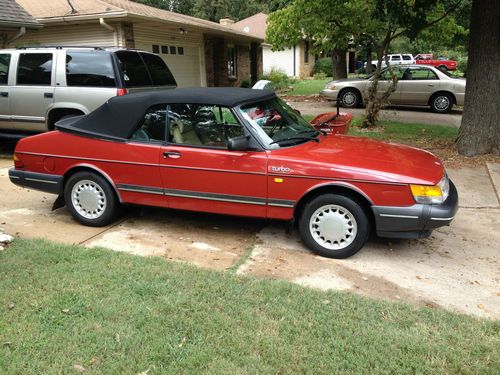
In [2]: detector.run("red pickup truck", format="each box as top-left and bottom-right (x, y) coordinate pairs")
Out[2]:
(415, 54), (457, 71)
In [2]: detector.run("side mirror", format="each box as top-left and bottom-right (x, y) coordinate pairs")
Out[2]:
(227, 135), (250, 151)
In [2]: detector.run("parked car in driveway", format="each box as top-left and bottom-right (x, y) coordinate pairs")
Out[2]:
(415, 53), (458, 71)
(321, 65), (465, 113)
(0, 46), (176, 136)
(9, 88), (458, 259)
(364, 53), (415, 70)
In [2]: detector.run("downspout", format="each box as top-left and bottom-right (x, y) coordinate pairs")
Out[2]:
(5, 27), (26, 47)
(99, 18), (119, 47)
(293, 44), (296, 77)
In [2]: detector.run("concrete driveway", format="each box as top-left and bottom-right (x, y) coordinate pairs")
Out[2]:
(1, 157), (499, 319)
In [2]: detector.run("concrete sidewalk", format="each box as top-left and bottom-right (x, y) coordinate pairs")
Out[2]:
(0, 157), (499, 319)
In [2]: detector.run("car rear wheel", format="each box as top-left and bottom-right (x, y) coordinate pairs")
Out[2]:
(299, 194), (370, 259)
(339, 89), (361, 108)
(430, 93), (454, 113)
(64, 172), (118, 227)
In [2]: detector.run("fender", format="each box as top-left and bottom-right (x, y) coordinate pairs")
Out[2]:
(297, 180), (374, 206)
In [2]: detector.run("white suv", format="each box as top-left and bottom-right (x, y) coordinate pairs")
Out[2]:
(0, 46), (177, 136)
(366, 54), (415, 70)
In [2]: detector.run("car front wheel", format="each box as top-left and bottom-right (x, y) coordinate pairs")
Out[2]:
(430, 93), (453, 113)
(339, 89), (361, 108)
(64, 172), (118, 227)
(299, 194), (370, 258)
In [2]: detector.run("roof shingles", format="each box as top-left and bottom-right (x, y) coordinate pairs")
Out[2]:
(0, 0), (40, 28)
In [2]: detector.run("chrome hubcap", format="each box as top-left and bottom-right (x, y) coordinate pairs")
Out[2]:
(435, 96), (450, 111)
(71, 179), (107, 219)
(342, 92), (356, 106)
(309, 205), (357, 250)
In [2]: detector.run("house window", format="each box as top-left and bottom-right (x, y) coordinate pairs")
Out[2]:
(304, 41), (310, 64)
(169, 46), (177, 55)
(178, 47), (184, 55)
(228, 45), (237, 77)
(152, 44), (160, 54)
(161, 45), (169, 54)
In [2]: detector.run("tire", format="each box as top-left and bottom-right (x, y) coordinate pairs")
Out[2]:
(430, 93), (454, 113)
(64, 172), (118, 227)
(299, 194), (370, 259)
(339, 89), (361, 108)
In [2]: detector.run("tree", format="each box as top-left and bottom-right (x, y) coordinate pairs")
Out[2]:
(266, 0), (367, 80)
(359, 0), (465, 128)
(456, 0), (499, 156)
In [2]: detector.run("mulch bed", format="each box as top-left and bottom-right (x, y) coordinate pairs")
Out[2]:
(280, 94), (328, 102)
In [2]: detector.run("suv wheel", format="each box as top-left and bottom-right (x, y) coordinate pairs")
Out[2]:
(299, 194), (370, 259)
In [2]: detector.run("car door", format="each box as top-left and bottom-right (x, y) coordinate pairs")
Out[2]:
(376, 68), (405, 104)
(400, 67), (440, 105)
(9, 52), (55, 132)
(160, 103), (268, 218)
(0, 52), (11, 130)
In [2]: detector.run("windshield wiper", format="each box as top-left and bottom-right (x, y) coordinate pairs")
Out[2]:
(270, 136), (319, 145)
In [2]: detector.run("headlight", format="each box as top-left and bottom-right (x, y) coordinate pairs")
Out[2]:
(410, 174), (449, 204)
(325, 83), (336, 90)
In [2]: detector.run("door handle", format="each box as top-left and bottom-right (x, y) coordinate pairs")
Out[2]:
(44, 92), (53, 98)
(427, 84), (434, 87)
(0, 92), (7, 97)
(163, 151), (182, 159)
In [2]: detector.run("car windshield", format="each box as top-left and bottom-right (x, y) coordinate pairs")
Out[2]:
(239, 98), (320, 149)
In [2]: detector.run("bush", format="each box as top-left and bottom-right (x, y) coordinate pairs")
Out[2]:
(313, 57), (332, 76)
(261, 68), (291, 91)
(313, 72), (327, 80)
(240, 79), (251, 88)
(457, 57), (468, 73)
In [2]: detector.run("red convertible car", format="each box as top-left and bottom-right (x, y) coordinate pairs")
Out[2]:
(9, 88), (458, 258)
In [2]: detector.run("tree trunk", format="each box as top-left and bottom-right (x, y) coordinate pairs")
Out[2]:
(456, 0), (500, 156)
(331, 48), (347, 80)
(366, 45), (372, 74)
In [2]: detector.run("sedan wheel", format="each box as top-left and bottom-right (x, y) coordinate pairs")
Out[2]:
(339, 89), (361, 108)
(431, 93), (453, 113)
(299, 194), (369, 258)
(64, 172), (118, 227)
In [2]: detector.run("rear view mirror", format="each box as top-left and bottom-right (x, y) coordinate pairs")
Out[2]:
(227, 135), (250, 151)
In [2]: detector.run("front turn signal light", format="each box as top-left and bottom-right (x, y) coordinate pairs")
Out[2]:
(410, 184), (443, 204)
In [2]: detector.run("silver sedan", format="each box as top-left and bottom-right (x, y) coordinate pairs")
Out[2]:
(320, 65), (466, 113)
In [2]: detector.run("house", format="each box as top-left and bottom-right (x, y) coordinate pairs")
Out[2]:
(7, 0), (264, 87)
(231, 13), (315, 78)
(0, 0), (41, 48)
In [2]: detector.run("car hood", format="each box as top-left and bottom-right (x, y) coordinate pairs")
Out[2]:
(269, 135), (444, 185)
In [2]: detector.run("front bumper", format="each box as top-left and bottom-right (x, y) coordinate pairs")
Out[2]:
(320, 88), (339, 101)
(9, 168), (63, 195)
(372, 180), (458, 239)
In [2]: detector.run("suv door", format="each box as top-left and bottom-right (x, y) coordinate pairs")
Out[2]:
(9, 52), (55, 132)
(0, 52), (11, 130)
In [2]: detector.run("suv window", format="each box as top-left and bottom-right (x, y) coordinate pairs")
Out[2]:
(391, 55), (401, 61)
(115, 51), (152, 87)
(17, 53), (53, 85)
(140, 53), (176, 86)
(402, 54), (412, 61)
(0, 53), (10, 84)
(66, 51), (116, 87)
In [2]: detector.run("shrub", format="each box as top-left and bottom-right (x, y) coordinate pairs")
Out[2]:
(313, 57), (332, 76)
(313, 72), (327, 80)
(457, 57), (468, 73)
(261, 68), (291, 91)
(240, 79), (251, 88)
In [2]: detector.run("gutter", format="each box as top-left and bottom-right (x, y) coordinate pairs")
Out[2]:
(6, 27), (26, 46)
(99, 17), (119, 46)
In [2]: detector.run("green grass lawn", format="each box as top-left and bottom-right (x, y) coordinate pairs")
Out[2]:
(287, 78), (331, 96)
(1, 239), (498, 374)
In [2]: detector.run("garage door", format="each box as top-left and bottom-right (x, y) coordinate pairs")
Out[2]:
(136, 42), (202, 88)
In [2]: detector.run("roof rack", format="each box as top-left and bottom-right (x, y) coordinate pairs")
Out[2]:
(17, 46), (104, 50)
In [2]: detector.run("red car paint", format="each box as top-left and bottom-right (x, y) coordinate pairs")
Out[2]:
(13, 130), (444, 221)
(415, 54), (457, 71)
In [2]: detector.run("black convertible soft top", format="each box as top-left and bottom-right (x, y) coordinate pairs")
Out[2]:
(56, 87), (276, 140)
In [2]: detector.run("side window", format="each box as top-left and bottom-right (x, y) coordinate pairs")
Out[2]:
(391, 55), (401, 61)
(140, 53), (176, 86)
(227, 45), (237, 78)
(0, 53), (10, 84)
(168, 104), (244, 148)
(402, 54), (412, 61)
(381, 69), (404, 80)
(131, 104), (167, 142)
(410, 68), (438, 80)
(17, 53), (53, 85)
(66, 51), (116, 87)
(115, 51), (152, 87)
